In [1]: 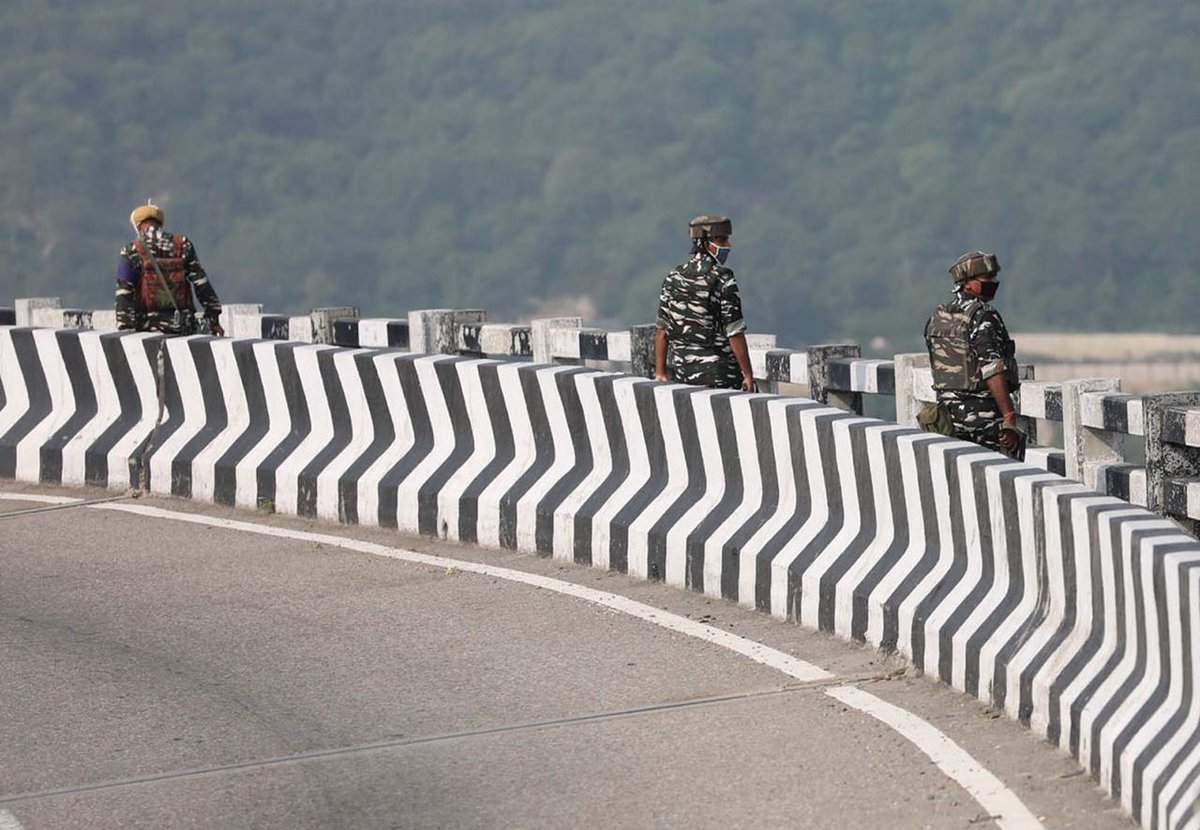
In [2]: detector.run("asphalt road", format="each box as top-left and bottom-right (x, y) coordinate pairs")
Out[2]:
(0, 484), (1135, 829)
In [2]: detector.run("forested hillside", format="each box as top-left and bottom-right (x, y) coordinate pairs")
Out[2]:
(1, 1), (1196, 348)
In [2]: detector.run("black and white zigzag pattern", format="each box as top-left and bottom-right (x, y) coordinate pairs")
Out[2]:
(1, 326), (1198, 830)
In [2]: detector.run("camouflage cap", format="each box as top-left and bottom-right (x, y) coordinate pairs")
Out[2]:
(949, 251), (1001, 282)
(689, 214), (732, 239)
(130, 202), (165, 228)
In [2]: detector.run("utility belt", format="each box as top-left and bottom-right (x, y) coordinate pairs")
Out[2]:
(136, 309), (199, 335)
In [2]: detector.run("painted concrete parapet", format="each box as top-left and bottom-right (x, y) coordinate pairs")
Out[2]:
(0, 326), (1197, 830)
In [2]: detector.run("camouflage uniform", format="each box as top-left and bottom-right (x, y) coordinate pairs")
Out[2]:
(116, 225), (221, 335)
(924, 286), (1019, 454)
(656, 249), (747, 389)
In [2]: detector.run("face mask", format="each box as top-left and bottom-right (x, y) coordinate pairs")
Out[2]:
(975, 280), (999, 301)
(710, 244), (731, 264)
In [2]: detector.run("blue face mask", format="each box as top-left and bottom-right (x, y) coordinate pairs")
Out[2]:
(711, 245), (731, 264)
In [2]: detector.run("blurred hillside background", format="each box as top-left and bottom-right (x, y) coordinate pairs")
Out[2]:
(1, 0), (1196, 351)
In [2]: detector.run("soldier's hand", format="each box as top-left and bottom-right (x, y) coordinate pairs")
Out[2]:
(654, 371), (669, 383)
(209, 319), (226, 337)
(741, 374), (757, 393)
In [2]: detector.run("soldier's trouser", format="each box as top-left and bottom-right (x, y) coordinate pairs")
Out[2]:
(942, 397), (1025, 460)
(673, 357), (743, 390)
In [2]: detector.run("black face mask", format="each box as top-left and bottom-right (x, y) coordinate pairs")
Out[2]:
(974, 280), (999, 301)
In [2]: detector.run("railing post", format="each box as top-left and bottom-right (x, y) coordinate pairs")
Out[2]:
(893, 352), (929, 427)
(808, 343), (861, 413)
(1061, 378), (1124, 488)
(409, 309), (487, 355)
(1145, 392), (1200, 534)
(16, 297), (60, 327)
(310, 306), (358, 345)
(530, 317), (581, 365)
(629, 323), (657, 379)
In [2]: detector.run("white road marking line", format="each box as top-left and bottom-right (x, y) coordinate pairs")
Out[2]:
(826, 686), (1043, 830)
(0, 492), (1044, 827)
(0, 808), (25, 830)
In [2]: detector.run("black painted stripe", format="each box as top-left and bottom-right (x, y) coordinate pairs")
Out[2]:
(578, 330), (609, 361)
(296, 349), (355, 518)
(0, 329), (52, 479)
(262, 315), (291, 340)
(572, 374), (633, 566)
(377, 356), (435, 530)
(645, 386), (705, 583)
(39, 332), (97, 485)
(212, 340), (270, 506)
(0, 308), (15, 325)
(332, 319), (360, 348)
(255, 345), (313, 511)
(455, 362), (516, 544)
(533, 368), (594, 557)
(336, 350), (391, 525)
(416, 359), (473, 537)
(170, 339), (229, 499)
(497, 365), (557, 550)
(684, 392), (743, 595)
(608, 380), (668, 575)
(720, 396), (782, 604)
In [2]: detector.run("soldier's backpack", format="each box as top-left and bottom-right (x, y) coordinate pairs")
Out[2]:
(924, 299), (986, 391)
(133, 235), (194, 314)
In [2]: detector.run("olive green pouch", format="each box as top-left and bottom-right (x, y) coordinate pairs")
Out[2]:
(917, 402), (954, 435)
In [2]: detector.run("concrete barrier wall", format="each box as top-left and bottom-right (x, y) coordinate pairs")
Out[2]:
(0, 326), (1198, 830)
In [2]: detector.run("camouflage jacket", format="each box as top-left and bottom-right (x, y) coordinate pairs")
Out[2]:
(115, 227), (220, 331)
(924, 287), (1017, 403)
(656, 250), (747, 388)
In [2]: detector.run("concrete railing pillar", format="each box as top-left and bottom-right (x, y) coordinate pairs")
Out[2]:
(1145, 392), (1200, 535)
(16, 297), (60, 327)
(311, 306), (358, 345)
(894, 353), (929, 427)
(1062, 378), (1124, 487)
(808, 343), (861, 413)
(409, 309), (487, 355)
(530, 317), (581, 365)
(629, 323), (657, 379)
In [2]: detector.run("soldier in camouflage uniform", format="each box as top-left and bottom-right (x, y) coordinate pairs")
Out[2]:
(116, 202), (224, 336)
(922, 251), (1023, 459)
(654, 215), (755, 391)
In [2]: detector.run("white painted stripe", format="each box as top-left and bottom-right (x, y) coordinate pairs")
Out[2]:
(1017, 382), (1059, 421)
(626, 385), (687, 580)
(477, 324), (520, 356)
(586, 376), (653, 570)
(1155, 569), (1200, 829)
(1126, 397), (1144, 437)
(0, 491), (1049, 828)
(474, 363), (538, 549)
(355, 353), (417, 527)
(548, 328), (581, 360)
(288, 316), (314, 343)
(60, 332), (118, 486)
(1188, 480), (1200, 522)
(1184, 408), (1200, 449)
(737, 399), (800, 608)
(702, 394), (766, 600)
(826, 687), (1044, 830)
(606, 331), (631, 362)
(0, 808), (25, 830)
(1131, 551), (1200, 827)
(832, 422), (905, 637)
(798, 415), (873, 629)
(106, 336), (161, 489)
(864, 432), (942, 647)
(15, 329), (73, 482)
(781, 353), (803, 385)
(663, 390), (727, 588)
(551, 372), (618, 560)
(769, 406), (836, 619)
(1077, 392), (1108, 431)
(394, 357), (455, 534)
(314, 350), (375, 522)
(435, 359), (495, 540)
(749, 349), (768, 379)
(513, 367), (576, 553)
(357, 319), (393, 348)
(147, 337), (206, 495)
(272, 346), (335, 515)
(0, 330), (32, 442)
(912, 366), (936, 405)
(1128, 467), (1147, 507)
(188, 338), (249, 503)
(849, 359), (891, 394)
